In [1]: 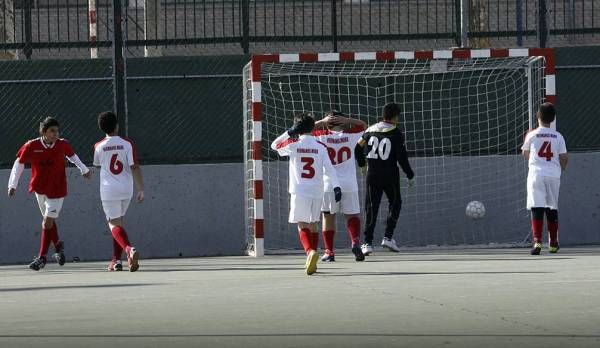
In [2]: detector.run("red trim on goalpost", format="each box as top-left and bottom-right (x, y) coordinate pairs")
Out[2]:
(248, 48), (556, 256)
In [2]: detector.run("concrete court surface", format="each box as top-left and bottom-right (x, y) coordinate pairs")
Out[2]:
(1, 247), (600, 348)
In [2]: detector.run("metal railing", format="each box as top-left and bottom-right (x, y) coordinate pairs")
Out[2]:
(1, 1), (599, 59)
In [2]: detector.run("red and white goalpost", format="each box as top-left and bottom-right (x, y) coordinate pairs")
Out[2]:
(244, 48), (556, 257)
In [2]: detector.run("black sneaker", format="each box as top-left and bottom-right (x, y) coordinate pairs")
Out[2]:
(29, 256), (46, 271)
(352, 245), (365, 262)
(530, 242), (542, 255)
(53, 241), (65, 266)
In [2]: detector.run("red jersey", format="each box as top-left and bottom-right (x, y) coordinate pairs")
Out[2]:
(16, 138), (75, 199)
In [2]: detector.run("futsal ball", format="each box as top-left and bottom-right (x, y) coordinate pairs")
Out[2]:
(466, 201), (486, 219)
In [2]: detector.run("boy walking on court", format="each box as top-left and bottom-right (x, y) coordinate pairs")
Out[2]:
(355, 102), (415, 256)
(521, 102), (568, 255)
(271, 113), (342, 275)
(7, 117), (91, 270)
(94, 111), (144, 271)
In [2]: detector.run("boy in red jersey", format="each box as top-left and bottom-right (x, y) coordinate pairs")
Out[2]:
(94, 111), (144, 272)
(7, 117), (91, 271)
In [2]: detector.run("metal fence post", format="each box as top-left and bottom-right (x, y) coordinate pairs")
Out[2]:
(537, 0), (548, 48)
(24, 0), (32, 59)
(112, 0), (127, 134)
(516, 0), (523, 47)
(331, 0), (338, 52)
(242, 0), (249, 54)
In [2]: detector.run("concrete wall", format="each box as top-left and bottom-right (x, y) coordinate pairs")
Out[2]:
(1, 152), (599, 264)
(0, 163), (246, 264)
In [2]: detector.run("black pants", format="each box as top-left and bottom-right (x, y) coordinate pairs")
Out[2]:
(363, 171), (402, 244)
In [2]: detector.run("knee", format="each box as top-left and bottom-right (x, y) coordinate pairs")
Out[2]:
(531, 207), (545, 220)
(42, 217), (54, 230)
(545, 208), (558, 223)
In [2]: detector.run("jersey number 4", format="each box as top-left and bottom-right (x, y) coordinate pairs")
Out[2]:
(538, 141), (554, 161)
(110, 154), (124, 175)
(367, 137), (391, 160)
(300, 157), (315, 179)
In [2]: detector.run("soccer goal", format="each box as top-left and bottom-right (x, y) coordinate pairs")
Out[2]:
(244, 49), (556, 257)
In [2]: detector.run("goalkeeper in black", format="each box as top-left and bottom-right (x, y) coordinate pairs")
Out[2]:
(355, 102), (415, 255)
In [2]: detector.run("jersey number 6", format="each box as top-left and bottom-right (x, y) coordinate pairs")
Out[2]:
(110, 153), (124, 175)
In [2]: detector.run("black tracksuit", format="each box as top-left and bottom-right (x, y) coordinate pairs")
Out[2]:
(355, 122), (415, 244)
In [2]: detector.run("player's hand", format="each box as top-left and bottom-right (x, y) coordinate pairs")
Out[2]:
(333, 187), (342, 202)
(407, 178), (414, 189)
(7, 188), (15, 197)
(287, 125), (300, 137)
(136, 191), (145, 203)
(82, 170), (92, 179)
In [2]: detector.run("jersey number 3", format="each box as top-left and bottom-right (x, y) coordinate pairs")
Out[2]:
(300, 157), (315, 179)
(367, 137), (391, 160)
(538, 141), (554, 161)
(110, 154), (124, 175)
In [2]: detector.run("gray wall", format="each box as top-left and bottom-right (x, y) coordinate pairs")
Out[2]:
(1, 153), (599, 264)
(0, 163), (245, 264)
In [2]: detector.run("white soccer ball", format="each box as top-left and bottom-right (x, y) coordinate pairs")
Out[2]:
(466, 201), (486, 220)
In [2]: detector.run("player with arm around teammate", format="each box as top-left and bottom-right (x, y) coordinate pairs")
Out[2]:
(355, 103), (415, 256)
(313, 111), (366, 262)
(94, 111), (144, 272)
(7, 117), (91, 270)
(521, 102), (568, 255)
(271, 112), (342, 275)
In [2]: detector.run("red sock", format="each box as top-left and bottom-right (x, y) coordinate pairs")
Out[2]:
(112, 237), (123, 261)
(322, 230), (335, 253)
(48, 222), (59, 247)
(532, 219), (543, 242)
(548, 221), (558, 245)
(111, 226), (132, 251)
(298, 228), (313, 254)
(310, 232), (319, 251)
(38, 227), (52, 258)
(347, 217), (361, 246)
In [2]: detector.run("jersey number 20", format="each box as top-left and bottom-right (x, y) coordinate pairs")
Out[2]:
(367, 137), (391, 160)
(110, 154), (124, 175)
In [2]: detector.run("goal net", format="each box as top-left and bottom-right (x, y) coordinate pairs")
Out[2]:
(244, 51), (550, 256)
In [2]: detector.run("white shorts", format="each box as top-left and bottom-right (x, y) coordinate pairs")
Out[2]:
(35, 193), (64, 219)
(321, 190), (360, 215)
(102, 199), (132, 220)
(527, 175), (560, 210)
(289, 194), (322, 223)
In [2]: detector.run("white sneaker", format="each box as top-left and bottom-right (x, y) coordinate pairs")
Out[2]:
(381, 238), (400, 252)
(361, 243), (373, 256)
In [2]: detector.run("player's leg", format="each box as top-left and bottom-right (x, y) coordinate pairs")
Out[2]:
(545, 177), (561, 253)
(381, 175), (402, 252)
(527, 175), (546, 255)
(30, 194), (63, 270)
(321, 212), (336, 262)
(104, 199), (138, 272)
(362, 174), (384, 255)
(45, 198), (65, 266)
(341, 191), (364, 261)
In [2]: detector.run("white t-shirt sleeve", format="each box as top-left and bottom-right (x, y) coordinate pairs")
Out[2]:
(271, 132), (294, 156)
(321, 149), (340, 189)
(558, 135), (567, 154)
(521, 133), (534, 151)
(93, 146), (101, 166)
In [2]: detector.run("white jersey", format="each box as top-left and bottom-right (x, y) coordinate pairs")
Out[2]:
(313, 125), (364, 192)
(521, 126), (567, 179)
(271, 133), (340, 199)
(93, 136), (139, 201)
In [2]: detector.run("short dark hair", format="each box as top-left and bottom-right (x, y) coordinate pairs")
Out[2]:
(98, 111), (118, 134)
(39, 117), (59, 133)
(293, 112), (315, 134)
(538, 102), (556, 124)
(382, 102), (401, 121)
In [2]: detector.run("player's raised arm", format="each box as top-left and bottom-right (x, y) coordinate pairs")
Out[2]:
(271, 124), (301, 156)
(354, 137), (367, 168)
